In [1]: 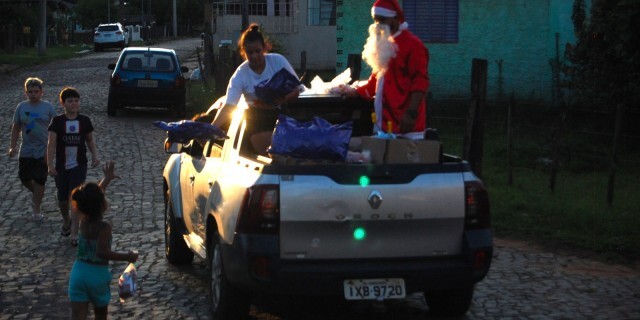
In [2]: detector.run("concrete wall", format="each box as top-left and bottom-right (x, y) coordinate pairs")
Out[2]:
(337, 0), (582, 103)
(210, 0), (336, 71)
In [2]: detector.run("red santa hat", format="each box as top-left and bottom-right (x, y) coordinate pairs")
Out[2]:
(371, 0), (408, 30)
(371, 0), (404, 21)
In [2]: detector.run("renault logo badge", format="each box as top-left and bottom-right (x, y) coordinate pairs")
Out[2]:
(368, 191), (382, 209)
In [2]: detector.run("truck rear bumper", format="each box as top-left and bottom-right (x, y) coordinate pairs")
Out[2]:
(222, 230), (492, 297)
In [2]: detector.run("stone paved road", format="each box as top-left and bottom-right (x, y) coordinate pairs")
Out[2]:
(1, 38), (639, 320)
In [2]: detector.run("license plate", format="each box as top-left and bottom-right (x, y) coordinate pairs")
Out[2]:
(343, 278), (406, 300)
(137, 80), (157, 88)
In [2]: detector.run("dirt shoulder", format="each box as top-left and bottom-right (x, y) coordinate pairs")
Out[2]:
(495, 237), (639, 276)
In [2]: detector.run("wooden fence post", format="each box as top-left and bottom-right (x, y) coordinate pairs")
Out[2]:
(463, 58), (488, 178)
(607, 104), (624, 206)
(203, 23), (214, 79)
(347, 53), (362, 84)
(507, 93), (514, 186)
(196, 46), (207, 85)
(300, 51), (307, 80)
(215, 45), (234, 97)
(549, 104), (567, 192)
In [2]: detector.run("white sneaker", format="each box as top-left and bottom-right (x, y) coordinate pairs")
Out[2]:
(31, 213), (44, 221)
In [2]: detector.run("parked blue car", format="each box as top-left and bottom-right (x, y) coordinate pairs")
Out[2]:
(107, 47), (188, 117)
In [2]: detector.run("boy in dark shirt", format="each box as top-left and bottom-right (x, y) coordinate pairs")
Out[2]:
(47, 87), (100, 246)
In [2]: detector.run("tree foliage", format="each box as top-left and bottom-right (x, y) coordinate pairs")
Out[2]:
(73, 0), (204, 30)
(74, 0), (109, 29)
(564, 0), (640, 112)
(1, 0), (205, 32)
(0, 3), (40, 27)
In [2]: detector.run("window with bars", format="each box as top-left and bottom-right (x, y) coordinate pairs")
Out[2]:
(211, 1), (297, 33)
(213, 1), (268, 16)
(403, 0), (459, 43)
(308, 0), (336, 26)
(274, 0), (292, 16)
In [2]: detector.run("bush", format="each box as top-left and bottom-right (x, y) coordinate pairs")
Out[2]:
(186, 78), (218, 118)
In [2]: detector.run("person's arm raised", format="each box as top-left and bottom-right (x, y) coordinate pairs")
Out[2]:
(98, 161), (119, 192)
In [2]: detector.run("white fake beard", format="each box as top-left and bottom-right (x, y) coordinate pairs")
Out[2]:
(362, 23), (397, 76)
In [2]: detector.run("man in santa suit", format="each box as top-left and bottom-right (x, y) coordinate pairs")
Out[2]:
(341, 0), (429, 134)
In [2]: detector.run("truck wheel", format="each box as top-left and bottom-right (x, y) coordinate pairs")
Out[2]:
(424, 285), (474, 317)
(209, 230), (250, 319)
(164, 198), (194, 264)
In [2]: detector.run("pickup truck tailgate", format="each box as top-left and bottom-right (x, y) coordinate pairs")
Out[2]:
(279, 172), (465, 260)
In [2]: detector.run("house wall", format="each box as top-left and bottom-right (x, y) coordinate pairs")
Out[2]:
(337, 0), (581, 103)
(209, 0), (336, 71)
(336, 1), (371, 74)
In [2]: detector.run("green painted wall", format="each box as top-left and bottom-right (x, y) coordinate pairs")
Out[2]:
(336, 0), (581, 103)
(336, 0), (373, 76)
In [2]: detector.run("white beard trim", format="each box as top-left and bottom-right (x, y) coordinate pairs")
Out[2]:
(362, 23), (397, 76)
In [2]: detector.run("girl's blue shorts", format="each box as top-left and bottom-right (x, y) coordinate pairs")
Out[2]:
(68, 260), (111, 307)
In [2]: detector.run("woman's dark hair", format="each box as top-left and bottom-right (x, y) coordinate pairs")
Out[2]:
(71, 182), (107, 222)
(238, 23), (271, 60)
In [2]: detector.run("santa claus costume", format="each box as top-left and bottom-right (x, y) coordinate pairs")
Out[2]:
(355, 0), (430, 134)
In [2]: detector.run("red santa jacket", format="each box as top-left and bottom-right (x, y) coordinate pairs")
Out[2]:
(356, 29), (429, 133)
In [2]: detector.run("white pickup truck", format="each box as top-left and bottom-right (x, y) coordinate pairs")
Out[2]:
(161, 94), (492, 319)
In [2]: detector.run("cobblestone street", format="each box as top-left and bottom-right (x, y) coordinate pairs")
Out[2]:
(1, 37), (639, 319)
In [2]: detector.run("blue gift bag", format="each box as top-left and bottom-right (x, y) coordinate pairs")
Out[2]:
(254, 68), (301, 106)
(267, 115), (352, 161)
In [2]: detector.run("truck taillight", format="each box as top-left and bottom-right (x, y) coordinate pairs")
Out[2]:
(236, 185), (279, 234)
(464, 181), (490, 230)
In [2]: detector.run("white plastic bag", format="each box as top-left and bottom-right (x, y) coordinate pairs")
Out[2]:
(118, 263), (137, 302)
(327, 68), (352, 91)
(304, 68), (352, 95)
(190, 68), (202, 81)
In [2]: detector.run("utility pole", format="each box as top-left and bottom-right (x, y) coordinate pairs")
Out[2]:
(242, 0), (248, 30)
(173, 0), (177, 37)
(38, 0), (46, 55)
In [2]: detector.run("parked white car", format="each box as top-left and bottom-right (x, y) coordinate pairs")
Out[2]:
(94, 23), (128, 51)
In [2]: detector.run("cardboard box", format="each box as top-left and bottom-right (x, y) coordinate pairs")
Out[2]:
(361, 136), (387, 164)
(387, 139), (441, 164)
(361, 137), (441, 164)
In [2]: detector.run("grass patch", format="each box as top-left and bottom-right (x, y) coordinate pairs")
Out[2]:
(487, 167), (640, 263)
(0, 44), (92, 67)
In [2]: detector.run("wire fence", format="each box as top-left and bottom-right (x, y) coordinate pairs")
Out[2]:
(428, 95), (640, 203)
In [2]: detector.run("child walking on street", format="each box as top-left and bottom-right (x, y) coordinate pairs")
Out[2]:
(68, 161), (139, 320)
(47, 87), (100, 245)
(8, 77), (57, 220)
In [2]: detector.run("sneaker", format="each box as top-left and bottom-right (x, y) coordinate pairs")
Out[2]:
(31, 213), (44, 221)
(61, 223), (71, 237)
